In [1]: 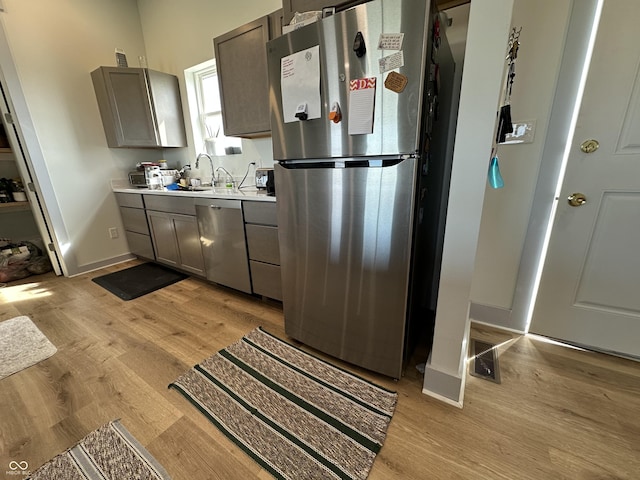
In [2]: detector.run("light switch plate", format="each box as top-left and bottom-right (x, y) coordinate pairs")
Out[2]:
(503, 119), (536, 144)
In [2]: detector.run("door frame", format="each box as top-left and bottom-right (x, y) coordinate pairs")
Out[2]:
(0, 24), (68, 276)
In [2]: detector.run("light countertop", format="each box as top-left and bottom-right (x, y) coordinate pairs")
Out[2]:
(113, 186), (276, 202)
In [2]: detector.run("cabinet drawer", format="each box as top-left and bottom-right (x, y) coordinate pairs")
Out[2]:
(250, 260), (282, 301)
(144, 195), (196, 215)
(243, 201), (277, 225)
(115, 192), (144, 209)
(125, 231), (154, 259)
(120, 206), (149, 235)
(246, 224), (279, 265)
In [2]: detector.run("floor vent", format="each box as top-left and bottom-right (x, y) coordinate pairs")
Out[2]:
(469, 339), (501, 383)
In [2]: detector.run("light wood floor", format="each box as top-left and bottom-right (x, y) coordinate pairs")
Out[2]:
(1, 260), (639, 479)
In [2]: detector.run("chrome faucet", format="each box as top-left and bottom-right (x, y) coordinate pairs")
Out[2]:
(195, 153), (214, 186)
(215, 167), (235, 188)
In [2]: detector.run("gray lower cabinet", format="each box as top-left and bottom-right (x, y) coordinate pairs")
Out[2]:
(115, 192), (154, 260)
(243, 201), (282, 301)
(144, 196), (205, 276)
(115, 193), (281, 296)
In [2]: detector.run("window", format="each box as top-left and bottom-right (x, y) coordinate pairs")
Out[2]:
(185, 59), (241, 156)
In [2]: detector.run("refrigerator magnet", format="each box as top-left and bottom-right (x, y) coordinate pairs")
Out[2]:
(378, 33), (404, 50)
(384, 71), (408, 93)
(379, 51), (404, 74)
(348, 77), (376, 135)
(280, 46), (322, 123)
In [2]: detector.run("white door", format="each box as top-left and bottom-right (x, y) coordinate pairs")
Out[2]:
(531, 0), (640, 358)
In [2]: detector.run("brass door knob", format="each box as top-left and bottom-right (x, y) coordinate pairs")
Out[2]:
(567, 193), (587, 207)
(580, 139), (599, 153)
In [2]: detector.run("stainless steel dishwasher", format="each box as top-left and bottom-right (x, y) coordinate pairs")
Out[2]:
(194, 198), (252, 294)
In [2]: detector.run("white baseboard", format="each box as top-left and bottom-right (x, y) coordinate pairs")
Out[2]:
(469, 302), (524, 332)
(422, 363), (464, 408)
(67, 253), (135, 277)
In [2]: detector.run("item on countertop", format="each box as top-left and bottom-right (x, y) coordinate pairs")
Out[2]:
(135, 161), (159, 171)
(160, 169), (179, 187)
(128, 170), (147, 187)
(255, 167), (273, 190)
(145, 165), (163, 190)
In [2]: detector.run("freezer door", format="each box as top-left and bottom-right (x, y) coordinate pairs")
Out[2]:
(267, 0), (431, 160)
(275, 158), (417, 378)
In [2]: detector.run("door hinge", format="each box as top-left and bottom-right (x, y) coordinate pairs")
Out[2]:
(47, 243), (56, 252)
(4, 112), (13, 124)
(27, 182), (36, 192)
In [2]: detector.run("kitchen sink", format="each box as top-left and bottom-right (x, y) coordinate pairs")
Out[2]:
(170, 186), (240, 195)
(171, 186), (212, 192)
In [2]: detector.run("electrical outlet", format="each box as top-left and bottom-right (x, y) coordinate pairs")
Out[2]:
(108, 227), (119, 239)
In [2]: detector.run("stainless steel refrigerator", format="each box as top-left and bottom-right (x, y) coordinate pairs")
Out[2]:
(267, 0), (458, 378)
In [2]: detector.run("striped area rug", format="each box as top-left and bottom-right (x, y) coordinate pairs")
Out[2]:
(27, 420), (171, 479)
(169, 327), (398, 480)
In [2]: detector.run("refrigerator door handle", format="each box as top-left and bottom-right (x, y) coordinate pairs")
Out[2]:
(277, 156), (412, 170)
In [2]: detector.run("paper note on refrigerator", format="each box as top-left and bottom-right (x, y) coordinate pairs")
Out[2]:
(281, 45), (321, 123)
(348, 77), (376, 135)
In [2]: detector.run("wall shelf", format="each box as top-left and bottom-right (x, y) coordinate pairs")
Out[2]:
(0, 201), (29, 211)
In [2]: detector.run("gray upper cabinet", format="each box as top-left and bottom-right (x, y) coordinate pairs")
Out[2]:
(214, 11), (282, 138)
(269, 9), (285, 38)
(91, 67), (187, 148)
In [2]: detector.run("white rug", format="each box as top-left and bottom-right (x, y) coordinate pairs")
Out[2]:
(0, 316), (57, 380)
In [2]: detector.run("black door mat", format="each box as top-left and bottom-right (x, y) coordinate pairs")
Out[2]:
(92, 263), (188, 301)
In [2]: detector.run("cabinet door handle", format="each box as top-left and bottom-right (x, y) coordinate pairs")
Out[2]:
(210, 205), (222, 209)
